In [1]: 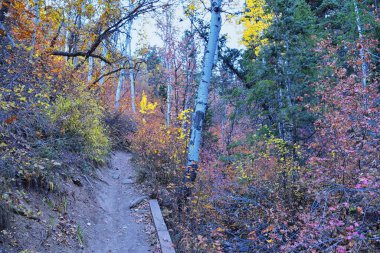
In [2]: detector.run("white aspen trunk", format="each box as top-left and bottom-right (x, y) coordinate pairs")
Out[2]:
(166, 43), (172, 127)
(166, 79), (172, 127)
(354, 1), (368, 109)
(115, 29), (126, 110)
(114, 20), (123, 109)
(115, 19), (134, 111)
(115, 0), (135, 111)
(115, 67), (124, 109)
(214, 34), (220, 65)
(99, 42), (107, 86)
(64, 9), (72, 60)
(87, 56), (93, 83)
(73, 3), (83, 66)
(30, 0), (40, 59)
(165, 10), (173, 128)
(183, 37), (190, 111)
(127, 21), (136, 113)
(115, 32), (125, 110)
(64, 26), (70, 60)
(182, 0), (223, 197)
(181, 0), (196, 112)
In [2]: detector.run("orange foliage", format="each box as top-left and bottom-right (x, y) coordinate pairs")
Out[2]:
(130, 94), (190, 186)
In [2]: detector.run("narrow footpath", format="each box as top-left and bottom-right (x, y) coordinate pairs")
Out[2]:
(84, 152), (153, 253)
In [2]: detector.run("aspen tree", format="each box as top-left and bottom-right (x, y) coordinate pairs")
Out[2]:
(182, 0), (223, 197)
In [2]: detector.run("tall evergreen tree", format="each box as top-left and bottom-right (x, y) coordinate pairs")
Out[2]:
(243, 0), (318, 144)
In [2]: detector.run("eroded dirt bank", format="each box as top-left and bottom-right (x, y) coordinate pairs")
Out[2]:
(0, 152), (158, 253)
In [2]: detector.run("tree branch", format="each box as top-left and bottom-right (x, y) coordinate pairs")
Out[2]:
(0, 22), (15, 47)
(51, 51), (112, 65)
(91, 60), (144, 86)
(49, 0), (160, 71)
(73, 0), (160, 70)
(220, 53), (245, 81)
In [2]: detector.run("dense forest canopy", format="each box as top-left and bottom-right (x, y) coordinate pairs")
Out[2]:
(0, 0), (379, 252)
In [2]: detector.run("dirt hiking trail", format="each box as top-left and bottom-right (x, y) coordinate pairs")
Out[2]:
(84, 151), (153, 253)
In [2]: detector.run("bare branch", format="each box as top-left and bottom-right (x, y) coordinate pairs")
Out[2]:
(73, 0), (160, 70)
(51, 51), (112, 65)
(91, 60), (144, 86)
(49, 0), (160, 71)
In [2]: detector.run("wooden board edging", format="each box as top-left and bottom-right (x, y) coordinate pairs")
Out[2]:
(149, 199), (176, 253)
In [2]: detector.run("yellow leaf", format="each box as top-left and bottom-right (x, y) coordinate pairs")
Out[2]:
(205, 203), (213, 209)
(240, 0), (273, 55)
(139, 91), (157, 114)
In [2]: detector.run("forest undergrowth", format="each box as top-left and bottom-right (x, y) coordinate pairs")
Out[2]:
(1, 0), (379, 253)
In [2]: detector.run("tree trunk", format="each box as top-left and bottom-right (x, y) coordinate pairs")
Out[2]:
(127, 20), (136, 113)
(115, 17), (134, 111)
(277, 87), (286, 140)
(165, 10), (173, 128)
(87, 56), (93, 83)
(181, 0), (223, 198)
(181, 1), (196, 112)
(30, 0), (40, 59)
(64, 10), (72, 60)
(166, 80), (172, 127)
(353, 1), (368, 110)
(99, 42), (107, 86)
(221, 103), (227, 151)
(115, 29), (125, 110)
(72, 4), (83, 66)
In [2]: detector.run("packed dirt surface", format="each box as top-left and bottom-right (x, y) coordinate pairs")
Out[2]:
(0, 152), (157, 253)
(84, 151), (153, 253)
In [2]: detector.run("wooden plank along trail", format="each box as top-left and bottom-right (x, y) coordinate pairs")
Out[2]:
(149, 200), (176, 253)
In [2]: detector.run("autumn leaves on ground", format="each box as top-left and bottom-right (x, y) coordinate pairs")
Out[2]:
(1, 0), (380, 252)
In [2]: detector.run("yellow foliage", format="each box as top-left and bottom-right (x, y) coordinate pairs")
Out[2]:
(177, 108), (192, 121)
(185, 0), (198, 16)
(139, 91), (157, 114)
(241, 0), (273, 55)
(131, 106), (191, 185)
(85, 3), (95, 17)
(234, 129), (302, 184)
(48, 88), (110, 163)
(187, 3), (196, 14)
(177, 108), (192, 140)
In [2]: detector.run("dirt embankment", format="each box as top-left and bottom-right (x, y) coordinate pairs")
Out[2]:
(0, 151), (158, 253)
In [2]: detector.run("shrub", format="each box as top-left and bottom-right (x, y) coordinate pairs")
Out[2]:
(172, 131), (308, 252)
(104, 111), (137, 150)
(48, 88), (110, 164)
(131, 93), (190, 186)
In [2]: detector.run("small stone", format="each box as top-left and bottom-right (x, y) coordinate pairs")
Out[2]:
(72, 177), (83, 187)
(87, 223), (91, 226)
(122, 179), (134, 184)
(52, 161), (62, 167)
(129, 196), (149, 209)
